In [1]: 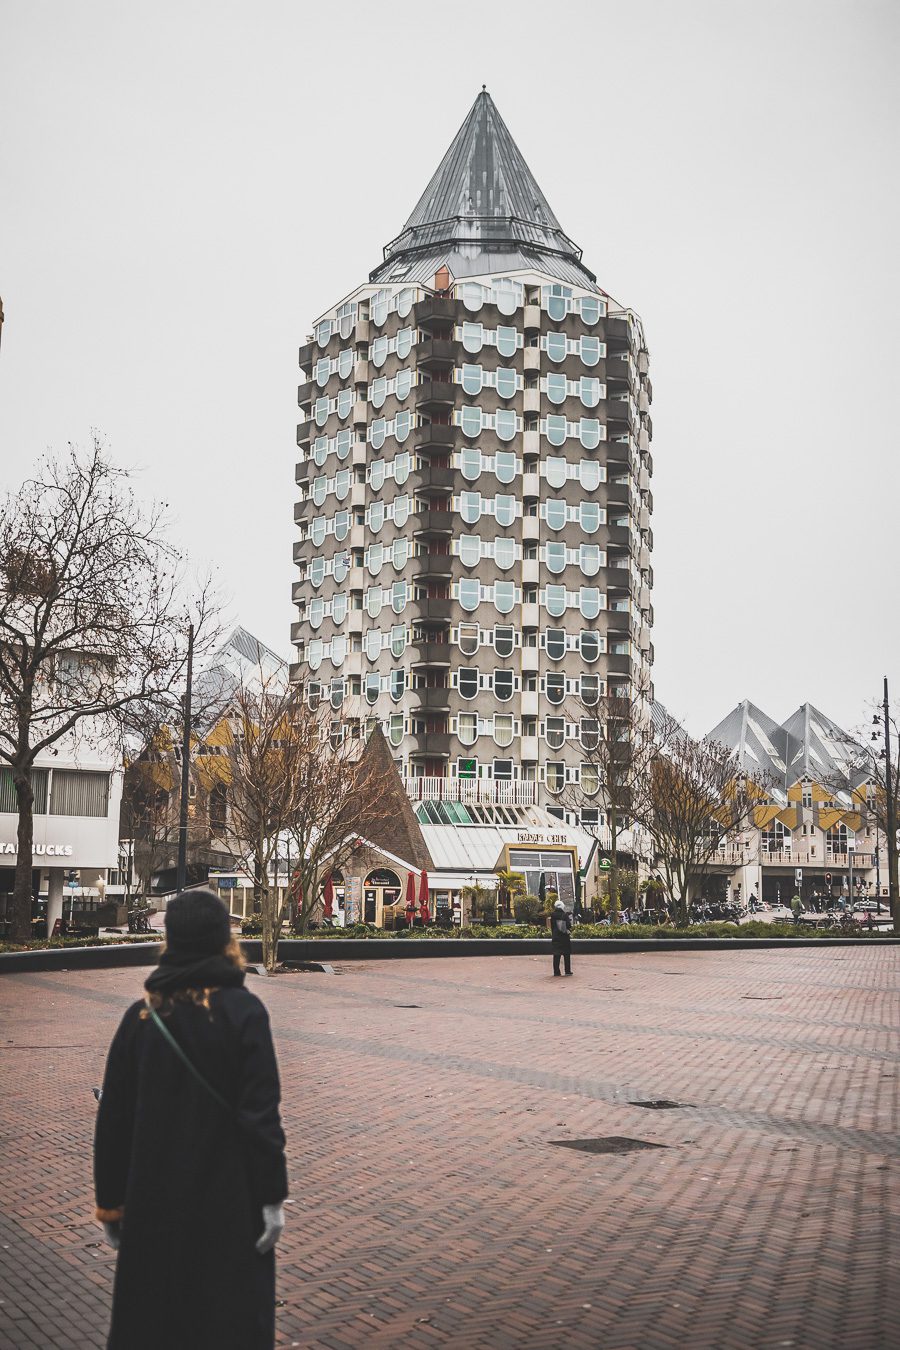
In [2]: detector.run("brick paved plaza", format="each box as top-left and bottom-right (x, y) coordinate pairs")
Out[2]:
(1, 946), (898, 1348)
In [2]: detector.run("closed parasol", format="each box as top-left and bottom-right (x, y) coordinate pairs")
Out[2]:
(322, 875), (334, 919)
(418, 868), (430, 924)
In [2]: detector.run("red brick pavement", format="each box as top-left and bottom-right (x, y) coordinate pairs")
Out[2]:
(1, 947), (898, 1348)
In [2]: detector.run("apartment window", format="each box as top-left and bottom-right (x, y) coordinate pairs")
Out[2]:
(801, 781), (813, 808)
(761, 820), (791, 854)
(826, 823), (851, 857)
(0, 768), (49, 814)
(49, 770), (110, 818)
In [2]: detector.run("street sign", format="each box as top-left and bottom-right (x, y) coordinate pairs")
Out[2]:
(794, 868), (803, 886)
(217, 877), (237, 889)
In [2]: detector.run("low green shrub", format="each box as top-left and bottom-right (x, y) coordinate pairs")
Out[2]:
(513, 894), (546, 925)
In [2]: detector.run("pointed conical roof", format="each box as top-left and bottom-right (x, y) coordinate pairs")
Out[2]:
(355, 725), (433, 871)
(372, 90), (596, 287)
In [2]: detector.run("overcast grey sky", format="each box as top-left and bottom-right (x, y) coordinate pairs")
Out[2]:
(2, 0), (897, 736)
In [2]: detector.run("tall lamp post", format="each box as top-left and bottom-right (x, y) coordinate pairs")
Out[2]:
(875, 677), (898, 929)
(175, 623), (195, 894)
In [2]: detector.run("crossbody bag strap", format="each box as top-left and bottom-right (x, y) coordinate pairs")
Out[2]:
(148, 1007), (235, 1116)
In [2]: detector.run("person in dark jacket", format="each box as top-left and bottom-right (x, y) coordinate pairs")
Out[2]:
(550, 898), (573, 976)
(94, 889), (288, 1350)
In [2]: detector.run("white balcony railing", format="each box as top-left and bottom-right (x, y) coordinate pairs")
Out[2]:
(404, 776), (538, 806)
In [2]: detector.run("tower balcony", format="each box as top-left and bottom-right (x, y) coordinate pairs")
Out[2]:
(413, 508), (454, 536)
(409, 465), (455, 496)
(414, 552), (453, 583)
(416, 379), (458, 412)
(408, 640), (452, 667)
(414, 422), (457, 455)
(416, 339), (456, 370)
(409, 596), (454, 626)
(406, 687), (452, 714)
(414, 295), (457, 329)
(405, 733), (453, 758)
(298, 341), (315, 374)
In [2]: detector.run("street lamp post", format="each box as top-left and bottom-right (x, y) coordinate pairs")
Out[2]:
(175, 622), (195, 895)
(882, 677), (899, 927)
(875, 822), (881, 915)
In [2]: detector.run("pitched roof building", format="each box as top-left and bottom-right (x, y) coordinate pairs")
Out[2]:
(703, 700), (887, 909)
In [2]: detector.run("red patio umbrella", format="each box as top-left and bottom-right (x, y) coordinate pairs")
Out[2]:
(405, 872), (417, 926)
(418, 868), (430, 924)
(322, 875), (334, 919)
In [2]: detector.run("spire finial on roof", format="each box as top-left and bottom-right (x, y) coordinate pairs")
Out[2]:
(372, 89), (595, 284)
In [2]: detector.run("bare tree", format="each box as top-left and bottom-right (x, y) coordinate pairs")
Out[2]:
(631, 713), (769, 926)
(561, 678), (660, 923)
(0, 439), (220, 941)
(220, 675), (395, 969)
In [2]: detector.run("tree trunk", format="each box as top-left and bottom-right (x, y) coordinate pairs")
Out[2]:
(675, 869), (690, 926)
(608, 806), (619, 925)
(11, 767), (35, 943)
(256, 854), (278, 972)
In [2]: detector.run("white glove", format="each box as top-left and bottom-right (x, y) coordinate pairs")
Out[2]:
(255, 1202), (285, 1255)
(102, 1221), (121, 1251)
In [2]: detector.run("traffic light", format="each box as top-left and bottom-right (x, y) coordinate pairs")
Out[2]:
(825, 871), (832, 888)
(66, 869), (78, 885)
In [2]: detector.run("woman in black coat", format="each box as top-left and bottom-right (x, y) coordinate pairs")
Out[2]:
(94, 890), (288, 1350)
(550, 898), (574, 976)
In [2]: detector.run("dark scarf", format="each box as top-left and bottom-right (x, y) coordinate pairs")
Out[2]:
(144, 950), (246, 997)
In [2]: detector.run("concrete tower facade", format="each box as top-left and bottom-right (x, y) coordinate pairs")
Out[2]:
(292, 91), (654, 825)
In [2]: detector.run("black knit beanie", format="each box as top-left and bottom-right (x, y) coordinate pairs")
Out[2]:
(164, 889), (231, 958)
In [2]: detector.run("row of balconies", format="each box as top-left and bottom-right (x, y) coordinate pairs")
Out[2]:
(708, 847), (877, 870)
(298, 304), (649, 375)
(297, 418), (654, 463)
(302, 348), (651, 404)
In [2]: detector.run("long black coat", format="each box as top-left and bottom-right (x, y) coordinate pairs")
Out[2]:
(550, 910), (573, 945)
(94, 986), (288, 1350)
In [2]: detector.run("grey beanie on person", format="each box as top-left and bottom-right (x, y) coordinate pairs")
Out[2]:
(554, 899), (566, 910)
(164, 889), (231, 958)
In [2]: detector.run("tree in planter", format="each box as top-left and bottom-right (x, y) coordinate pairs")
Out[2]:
(494, 868), (525, 922)
(630, 711), (770, 926)
(561, 678), (660, 924)
(0, 440), (219, 942)
(221, 674), (396, 969)
(462, 880), (497, 926)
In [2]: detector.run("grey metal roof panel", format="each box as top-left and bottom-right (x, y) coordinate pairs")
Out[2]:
(371, 247), (601, 290)
(374, 91), (595, 285)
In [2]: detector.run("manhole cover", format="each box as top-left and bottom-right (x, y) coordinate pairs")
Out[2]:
(629, 1100), (694, 1111)
(549, 1136), (668, 1154)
